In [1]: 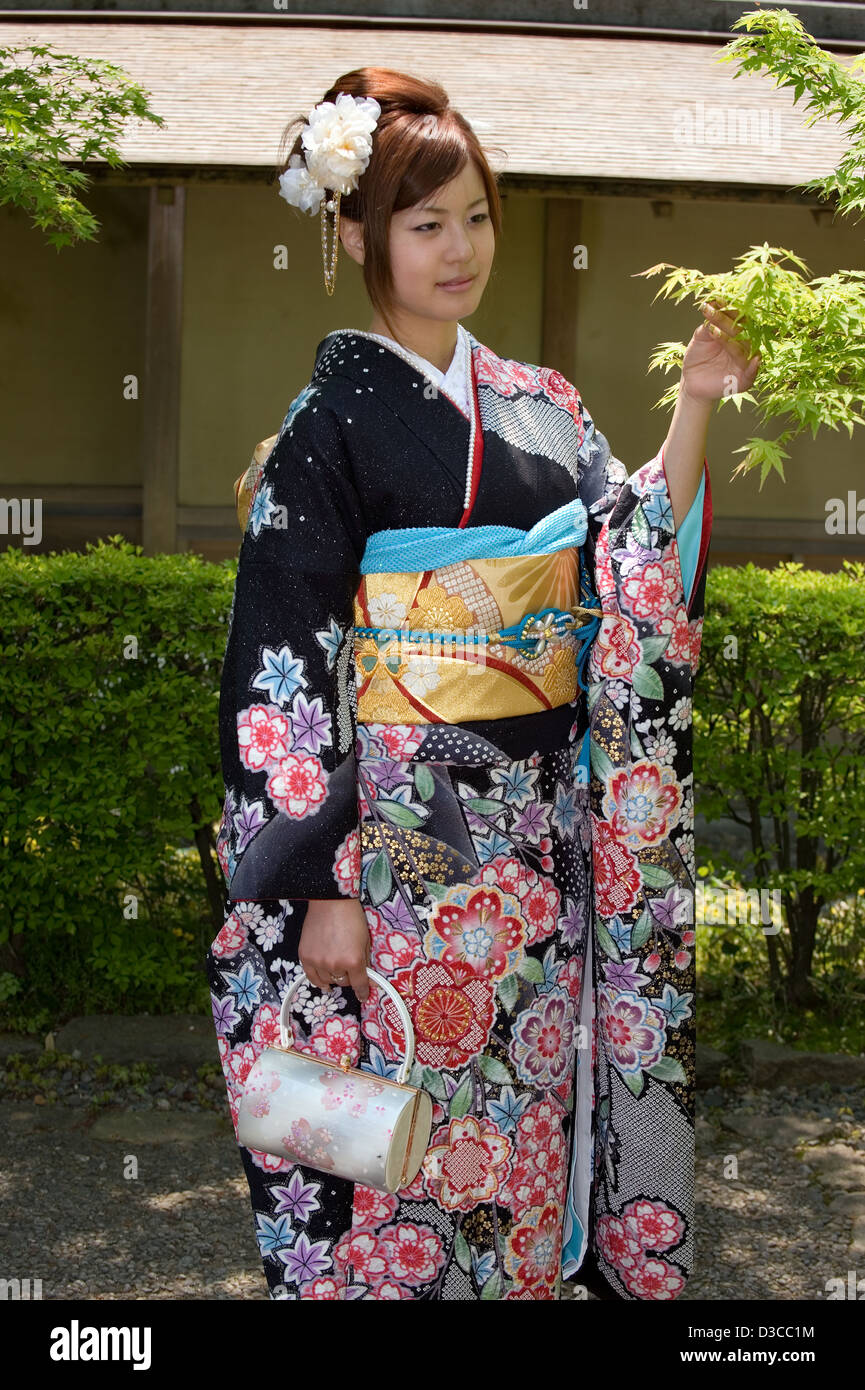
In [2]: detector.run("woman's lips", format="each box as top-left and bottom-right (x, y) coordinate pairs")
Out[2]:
(437, 275), (476, 290)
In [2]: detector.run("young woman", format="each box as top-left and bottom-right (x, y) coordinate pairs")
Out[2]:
(206, 67), (759, 1301)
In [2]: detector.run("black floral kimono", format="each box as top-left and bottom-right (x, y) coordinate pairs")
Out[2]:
(206, 326), (712, 1301)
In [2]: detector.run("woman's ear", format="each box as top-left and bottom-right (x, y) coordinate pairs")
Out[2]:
(338, 215), (365, 267)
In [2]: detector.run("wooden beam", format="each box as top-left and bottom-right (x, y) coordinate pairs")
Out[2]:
(82, 166), (838, 212)
(541, 197), (580, 383)
(141, 184), (185, 556)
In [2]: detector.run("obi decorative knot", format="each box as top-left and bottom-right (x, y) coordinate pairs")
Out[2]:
(353, 505), (603, 725)
(355, 602), (603, 662)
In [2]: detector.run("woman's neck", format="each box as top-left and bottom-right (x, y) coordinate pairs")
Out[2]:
(367, 315), (460, 375)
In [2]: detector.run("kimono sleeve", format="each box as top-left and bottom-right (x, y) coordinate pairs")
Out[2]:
(572, 390), (712, 1299)
(573, 393), (712, 659)
(675, 469), (706, 608)
(216, 396), (367, 903)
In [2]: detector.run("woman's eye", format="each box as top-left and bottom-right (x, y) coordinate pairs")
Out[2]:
(414, 213), (489, 231)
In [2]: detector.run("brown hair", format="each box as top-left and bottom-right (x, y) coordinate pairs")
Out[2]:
(277, 68), (506, 335)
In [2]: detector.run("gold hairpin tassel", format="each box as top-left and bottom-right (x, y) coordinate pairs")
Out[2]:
(320, 191), (341, 296)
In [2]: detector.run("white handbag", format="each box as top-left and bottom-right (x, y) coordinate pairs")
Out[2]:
(236, 966), (433, 1194)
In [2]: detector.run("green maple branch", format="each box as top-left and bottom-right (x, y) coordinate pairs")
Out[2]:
(637, 246), (865, 488)
(639, 9), (865, 489)
(0, 42), (164, 248)
(716, 6), (865, 223)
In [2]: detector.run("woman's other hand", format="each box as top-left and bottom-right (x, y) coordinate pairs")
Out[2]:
(300, 898), (371, 1002)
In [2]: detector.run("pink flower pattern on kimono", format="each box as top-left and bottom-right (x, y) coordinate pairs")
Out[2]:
(226, 1040), (258, 1097)
(688, 616), (704, 674)
(504, 1202), (563, 1289)
(479, 854), (534, 898)
(478, 859), (560, 946)
(380, 959), (497, 1070)
(334, 1221), (447, 1291)
(251, 1146), (294, 1175)
(367, 919), (424, 975)
(398, 1167), (427, 1202)
(556, 953), (583, 1003)
(303, 1015), (361, 1068)
(510, 987), (576, 1087)
(265, 756), (326, 817)
(372, 1280), (414, 1300)
(377, 1223), (447, 1284)
(267, 753), (328, 817)
(596, 1198), (687, 1300)
(210, 913), (248, 959)
(603, 761), (682, 848)
(518, 873), (560, 946)
(598, 988), (667, 1075)
(371, 724), (425, 760)
(298, 1276), (342, 1300)
(620, 554), (682, 623)
(657, 603), (693, 665)
(422, 1115), (513, 1211)
(535, 366), (580, 413)
(332, 827), (361, 896)
(237, 704), (292, 772)
(505, 1281), (556, 1301)
(422, 885), (526, 980)
(588, 613), (641, 682)
(629, 1197), (687, 1252)
(351, 1186), (399, 1231)
(333, 1229), (388, 1286)
(591, 815), (642, 917)
(473, 342), (541, 397)
(500, 1098), (569, 1208)
(250, 1000), (281, 1050)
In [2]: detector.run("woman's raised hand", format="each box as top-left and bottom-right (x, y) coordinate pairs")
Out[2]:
(680, 299), (761, 402)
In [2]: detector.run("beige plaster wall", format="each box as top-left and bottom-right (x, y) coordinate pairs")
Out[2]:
(0, 186), (148, 486)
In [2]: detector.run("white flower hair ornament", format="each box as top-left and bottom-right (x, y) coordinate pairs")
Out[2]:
(278, 93), (382, 296)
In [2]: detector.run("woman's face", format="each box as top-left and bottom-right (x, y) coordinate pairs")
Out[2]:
(383, 160), (496, 324)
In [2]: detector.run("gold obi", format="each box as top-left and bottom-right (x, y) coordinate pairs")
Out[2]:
(353, 548), (601, 725)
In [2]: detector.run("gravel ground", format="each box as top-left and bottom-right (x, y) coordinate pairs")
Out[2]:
(683, 1082), (865, 1303)
(1, 1048), (863, 1301)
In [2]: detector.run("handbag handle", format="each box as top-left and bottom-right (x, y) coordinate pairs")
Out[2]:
(279, 966), (417, 1086)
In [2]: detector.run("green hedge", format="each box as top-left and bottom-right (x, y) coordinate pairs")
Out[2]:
(693, 559), (865, 1015)
(0, 537), (234, 1026)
